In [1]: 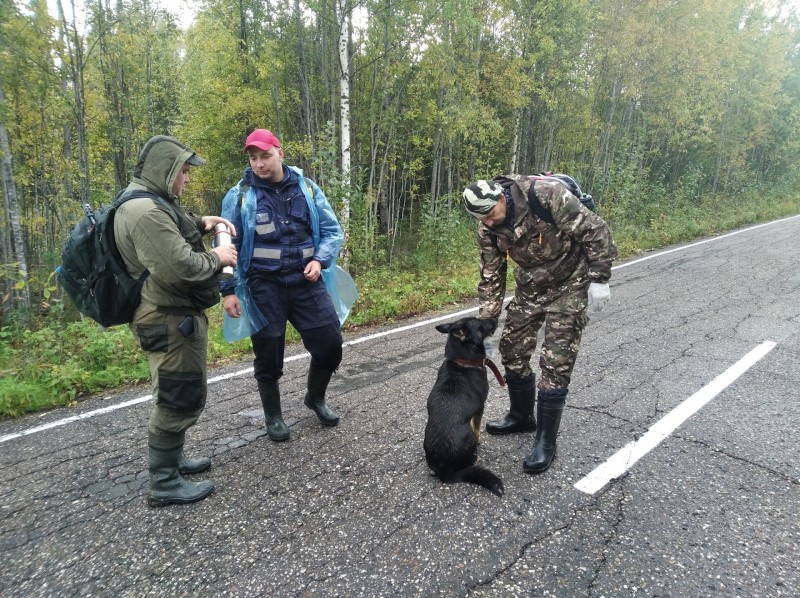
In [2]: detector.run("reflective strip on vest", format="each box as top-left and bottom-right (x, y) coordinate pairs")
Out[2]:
(255, 222), (276, 235)
(302, 247), (314, 258)
(253, 247), (282, 260)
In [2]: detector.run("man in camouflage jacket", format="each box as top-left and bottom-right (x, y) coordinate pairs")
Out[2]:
(462, 174), (617, 473)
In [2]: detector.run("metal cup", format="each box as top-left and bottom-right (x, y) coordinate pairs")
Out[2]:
(214, 223), (235, 281)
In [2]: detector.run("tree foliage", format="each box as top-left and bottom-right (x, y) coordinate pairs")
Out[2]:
(2, 0), (800, 326)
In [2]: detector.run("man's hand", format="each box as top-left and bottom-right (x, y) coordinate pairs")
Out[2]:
(201, 216), (237, 238)
(223, 294), (241, 318)
(588, 282), (611, 311)
(213, 244), (238, 267)
(304, 260), (322, 282)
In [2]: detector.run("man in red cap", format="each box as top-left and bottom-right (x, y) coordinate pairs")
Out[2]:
(239, 129), (284, 182)
(219, 129), (350, 442)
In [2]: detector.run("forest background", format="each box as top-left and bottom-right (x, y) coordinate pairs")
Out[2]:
(2, 0), (800, 417)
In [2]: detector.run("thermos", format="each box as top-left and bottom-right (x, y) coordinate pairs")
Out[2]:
(214, 223), (235, 281)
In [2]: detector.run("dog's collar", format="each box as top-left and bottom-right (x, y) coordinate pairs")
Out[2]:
(449, 358), (506, 388)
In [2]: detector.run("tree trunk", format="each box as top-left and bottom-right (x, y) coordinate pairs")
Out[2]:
(95, 0), (129, 189)
(510, 109), (521, 173)
(295, 0), (312, 139)
(336, 1), (352, 264)
(58, 0), (90, 205)
(0, 84), (32, 318)
(338, 3), (351, 182)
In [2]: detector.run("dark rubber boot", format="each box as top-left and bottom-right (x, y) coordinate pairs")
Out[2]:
(485, 373), (537, 435)
(178, 450), (211, 475)
(304, 364), (340, 427)
(148, 432), (215, 507)
(522, 388), (567, 474)
(258, 379), (290, 441)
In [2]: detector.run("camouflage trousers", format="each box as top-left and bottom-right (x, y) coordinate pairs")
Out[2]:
(131, 306), (209, 436)
(499, 274), (589, 391)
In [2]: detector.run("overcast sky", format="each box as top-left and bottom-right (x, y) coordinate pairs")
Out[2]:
(44, 0), (198, 29)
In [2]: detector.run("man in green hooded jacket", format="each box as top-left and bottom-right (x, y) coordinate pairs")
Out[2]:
(114, 136), (238, 507)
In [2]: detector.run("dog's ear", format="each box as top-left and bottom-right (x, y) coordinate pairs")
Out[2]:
(479, 317), (498, 337)
(435, 323), (452, 334)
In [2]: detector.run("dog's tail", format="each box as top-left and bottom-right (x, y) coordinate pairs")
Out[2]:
(447, 465), (504, 497)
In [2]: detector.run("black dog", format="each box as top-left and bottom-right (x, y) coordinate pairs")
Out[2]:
(423, 317), (505, 497)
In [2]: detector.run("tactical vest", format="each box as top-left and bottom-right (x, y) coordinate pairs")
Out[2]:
(171, 202), (221, 310)
(251, 181), (315, 274)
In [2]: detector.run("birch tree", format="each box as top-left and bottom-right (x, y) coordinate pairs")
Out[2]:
(332, 0), (353, 240)
(0, 87), (31, 318)
(0, 1), (32, 318)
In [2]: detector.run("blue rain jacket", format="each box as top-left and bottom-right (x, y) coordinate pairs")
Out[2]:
(219, 166), (358, 342)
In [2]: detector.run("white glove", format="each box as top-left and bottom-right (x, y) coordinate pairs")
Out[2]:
(588, 282), (610, 311)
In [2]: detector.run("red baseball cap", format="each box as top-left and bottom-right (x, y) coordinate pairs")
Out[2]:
(243, 129), (281, 152)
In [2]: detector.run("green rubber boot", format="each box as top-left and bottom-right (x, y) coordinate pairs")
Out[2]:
(148, 432), (215, 507)
(485, 372), (537, 435)
(178, 450), (211, 475)
(303, 364), (340, 427)
(522, 388), (567, 474)
(258, 379), (290, 441)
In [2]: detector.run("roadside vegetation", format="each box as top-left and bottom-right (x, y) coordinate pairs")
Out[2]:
(1, 186), (798, 418)
(3, 1), (800, 417)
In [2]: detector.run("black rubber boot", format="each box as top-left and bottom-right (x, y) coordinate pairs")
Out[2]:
(148, 432), (215, 507)
(485, 372), (537, 435)
(178, 449), (211, 475)
(522, 388), (567, 474)
(304, 364), (340, 427)
(258, 379), (290, 441)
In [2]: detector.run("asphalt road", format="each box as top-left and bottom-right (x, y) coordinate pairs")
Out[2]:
(1, 216), (799, 597)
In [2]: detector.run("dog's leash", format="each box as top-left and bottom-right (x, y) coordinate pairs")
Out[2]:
(450, 358), (507, 387)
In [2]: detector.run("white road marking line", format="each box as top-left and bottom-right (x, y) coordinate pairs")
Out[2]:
(0, 307), (484, 444)
(574, 341), (777, 495)
(613, 214), (800, 271)
(2, 215), (796, 445)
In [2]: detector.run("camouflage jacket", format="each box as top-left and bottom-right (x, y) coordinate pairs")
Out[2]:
(477, 174), (618, 318)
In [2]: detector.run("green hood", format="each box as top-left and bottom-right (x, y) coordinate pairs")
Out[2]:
(129, 135), (205, 198)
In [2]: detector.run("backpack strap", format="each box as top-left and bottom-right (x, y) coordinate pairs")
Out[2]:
(236, 180), (249, 209)
(108, 191), (181, 286)
(529, 173), (596, 214)
(526, 183), (555, 225)
(116, 190), (180, 227)
(492, 173), (554, 225)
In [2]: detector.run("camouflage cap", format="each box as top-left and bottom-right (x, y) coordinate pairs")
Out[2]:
(462, 180), (503, 217)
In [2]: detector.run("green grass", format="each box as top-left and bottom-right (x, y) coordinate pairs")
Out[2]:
(1, 189), (798, 418)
